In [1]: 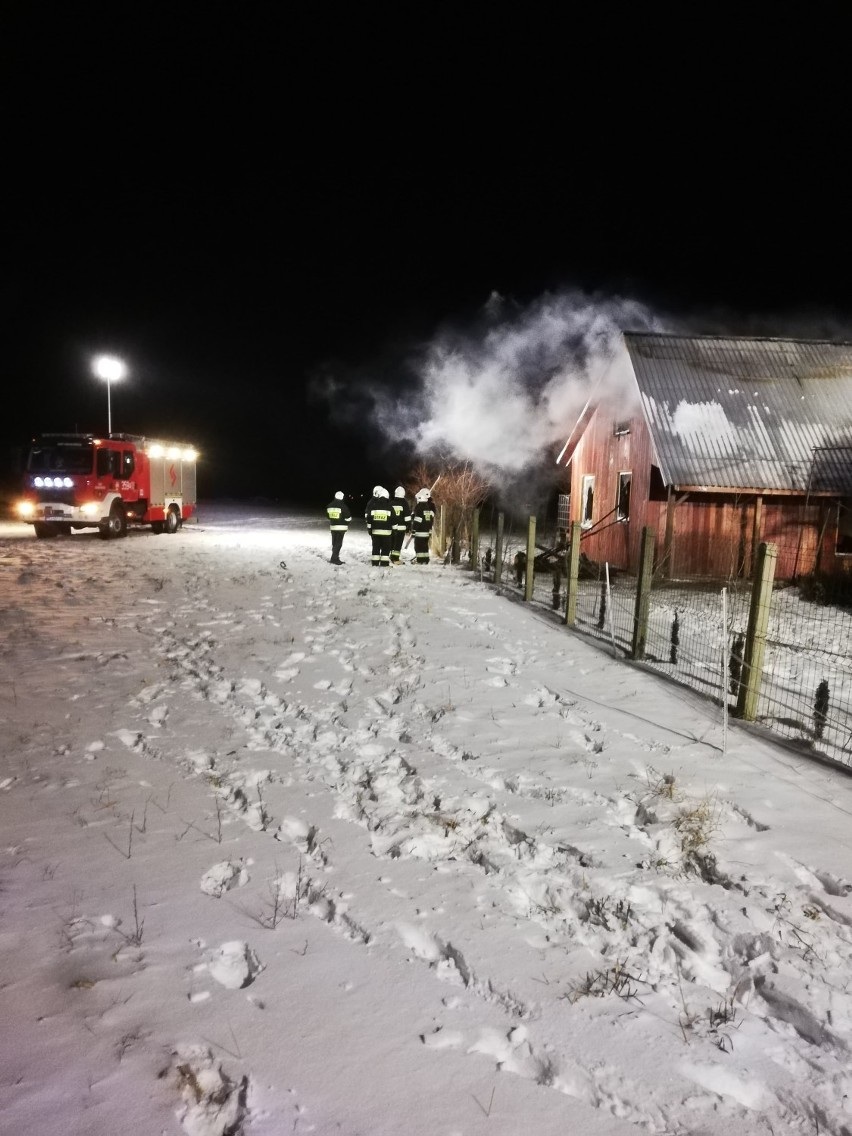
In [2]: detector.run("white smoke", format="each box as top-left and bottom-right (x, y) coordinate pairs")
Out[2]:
(403, 290), (661, 475)
(312, 288), (665, 483)
(315, 291), (852, 487)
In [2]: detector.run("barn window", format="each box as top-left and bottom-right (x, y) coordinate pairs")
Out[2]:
(837, 500), (852, 556)
(613, 420), (631, 437)
(556, 493), (570, 531)
(616, 471), (632, 522)
(581, 475), (595, 528)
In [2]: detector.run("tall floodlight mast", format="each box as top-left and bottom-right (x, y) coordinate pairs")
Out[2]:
(92, 354), (128, 436)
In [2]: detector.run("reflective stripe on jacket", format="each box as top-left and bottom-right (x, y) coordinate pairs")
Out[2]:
(326, 502), (352, 530)
(391, 501), (410, 531)
(410, 504), (435, 534)
(365, 503), (393, 536)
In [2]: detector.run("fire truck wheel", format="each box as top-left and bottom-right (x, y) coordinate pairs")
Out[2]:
(99, 504), (128, 540)
(34, 523), (58, 539)
(165, 507), (180, 534)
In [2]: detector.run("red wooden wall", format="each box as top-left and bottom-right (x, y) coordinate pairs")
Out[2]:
(566, 405), (852, 580)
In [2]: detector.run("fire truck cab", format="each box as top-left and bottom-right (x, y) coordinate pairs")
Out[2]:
(16, 432), (198, 539)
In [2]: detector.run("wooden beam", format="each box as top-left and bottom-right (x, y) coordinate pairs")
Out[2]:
(661, 489), (689, 578)
(751, 495), (763, 576)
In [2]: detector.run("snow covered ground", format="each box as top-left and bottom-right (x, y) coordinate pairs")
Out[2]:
(2, 502), (852, 1136)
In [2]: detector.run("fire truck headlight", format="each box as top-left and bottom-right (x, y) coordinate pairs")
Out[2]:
(80, 502), (100, 517)
(17, 501), (35, 517)
(62, 476), (73, 488)
(182, 449), (197, 462)
(44, 476), (54, 488)
(34, 476), (45, 488)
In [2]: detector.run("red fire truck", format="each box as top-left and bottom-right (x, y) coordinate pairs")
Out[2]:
(15, 432), (198, 539)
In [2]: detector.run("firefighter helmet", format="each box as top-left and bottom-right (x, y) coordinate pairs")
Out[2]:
(394, 486), (406, 498)
(416, 488), (430, 502)
(373, 485), (388, 498)
(334, 491), (344, 500)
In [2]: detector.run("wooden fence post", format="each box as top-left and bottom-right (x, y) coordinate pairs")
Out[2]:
(564, 522), (581, 626)
(430, 505), (443, 561)
(494, 512), (504, 584)
(524, 515), (536, 602)
(470, 508), (480, 570)
(662, 487), (676, 578)
(736, 541), (777, 721)
(751, 495), (763, 576)
(631, 525), (656, 659)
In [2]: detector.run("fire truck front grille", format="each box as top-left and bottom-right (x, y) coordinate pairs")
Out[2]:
(39, 487), (76, 505)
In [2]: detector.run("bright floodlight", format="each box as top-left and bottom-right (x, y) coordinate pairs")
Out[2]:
(92, 354), (128, 435)
(93, 355), (127, 382)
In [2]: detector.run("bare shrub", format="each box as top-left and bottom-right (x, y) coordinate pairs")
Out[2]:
(407, 459), (490, 562)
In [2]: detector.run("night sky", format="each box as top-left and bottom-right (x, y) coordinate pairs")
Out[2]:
(5, 12), (850, 507)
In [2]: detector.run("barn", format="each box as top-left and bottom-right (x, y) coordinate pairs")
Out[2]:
(558, 333), (852, 580)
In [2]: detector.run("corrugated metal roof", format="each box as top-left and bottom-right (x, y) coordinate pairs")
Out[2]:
(624, 333), (852, 493)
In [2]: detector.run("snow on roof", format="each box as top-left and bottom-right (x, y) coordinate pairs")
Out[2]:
(624, 333), (852, 493)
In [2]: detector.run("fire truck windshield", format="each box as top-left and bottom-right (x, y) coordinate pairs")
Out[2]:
(27, 441), (94, 475)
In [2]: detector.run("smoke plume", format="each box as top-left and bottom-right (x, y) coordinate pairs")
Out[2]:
(313, 289), (852, 497)
(410, 291), (661, 474)
(313, 289), (664, 482)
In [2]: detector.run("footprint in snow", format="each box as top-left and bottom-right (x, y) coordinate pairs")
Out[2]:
(206, 941), (263, 989)
(148, 703), (169, 727)
(200, 860), (250, 898)
(396, 923), (469, 986)
(570, 730), (604, 754)
(167, 1044), (248, 1136)
(813, 869), (852, 897)
(276, 816), (329, 866)
(423, 1024), (556, 1086)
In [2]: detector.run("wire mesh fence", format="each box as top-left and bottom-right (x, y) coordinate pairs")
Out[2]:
(474, 508), (852, 770)
(642, 581), (751, 706)
(749, 551), (852, 764)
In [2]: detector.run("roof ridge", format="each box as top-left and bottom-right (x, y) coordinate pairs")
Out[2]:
(623, 331), (852, 348)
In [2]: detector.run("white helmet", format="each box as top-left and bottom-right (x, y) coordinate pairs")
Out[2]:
(394, 486), (406, 498)
(334, 491), (344, 500)
(416, 488), (430, 502)
(373, 485), (385, 497)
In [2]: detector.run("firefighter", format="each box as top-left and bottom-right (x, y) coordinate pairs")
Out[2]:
(325, 491), (352, 564)
(390, 486), (410, 565)
(365, 485), (393, 567)
(409, 488), (436, 564)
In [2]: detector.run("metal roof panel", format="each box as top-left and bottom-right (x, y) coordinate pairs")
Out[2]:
(623, 334), (852, 493)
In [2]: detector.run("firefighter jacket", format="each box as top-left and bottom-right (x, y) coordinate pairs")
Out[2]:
(410, 500), (436, 535)
(326, 499), (352, 530)
(391, 499), (410, 532)
(365, 497), (394, 536)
